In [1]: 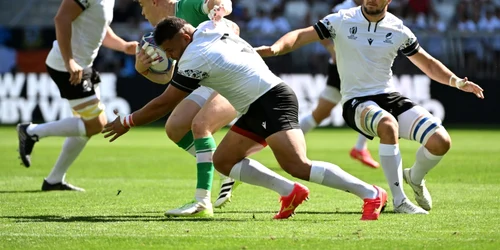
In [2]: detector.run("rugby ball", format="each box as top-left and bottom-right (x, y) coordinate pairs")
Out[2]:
(139, 32), (173, 74)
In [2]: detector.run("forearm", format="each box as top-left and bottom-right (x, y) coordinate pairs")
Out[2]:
(130, 91), (179, 126)
(54, 19), (74, 65)
(141, 70), (174, 85)
(424, 57), (458, 86)
(271, 30), (302, 56)
(102, 26), (126, 52)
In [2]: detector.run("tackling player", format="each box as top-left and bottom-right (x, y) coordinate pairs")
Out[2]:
(133, 0), (240, 218)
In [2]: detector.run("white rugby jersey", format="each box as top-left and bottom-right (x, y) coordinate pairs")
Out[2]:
(171, 21), (282, 114)
(314, 7), (420, 104)
(328, 0), (358, 64)
(46, 0), (114, 71)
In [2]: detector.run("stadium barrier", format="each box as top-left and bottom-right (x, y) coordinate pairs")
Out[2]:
(0, 72), (496, 126)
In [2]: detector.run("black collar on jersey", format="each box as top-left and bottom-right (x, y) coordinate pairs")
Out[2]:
(360, 8), (386, 32)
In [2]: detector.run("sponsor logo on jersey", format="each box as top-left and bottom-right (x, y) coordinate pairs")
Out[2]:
(384, 33), (393, 44)
(348, 26), (358, 40)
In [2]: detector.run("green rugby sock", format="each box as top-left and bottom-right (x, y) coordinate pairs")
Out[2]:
(176, 131), (196, 156)
(194, 136), (217, 191)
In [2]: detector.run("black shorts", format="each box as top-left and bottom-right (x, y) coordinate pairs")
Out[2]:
(46, 65), (101, 100)
(342, 92), (417, 140)
(326, 63), (341, 90)
(231, 83), (300, 146)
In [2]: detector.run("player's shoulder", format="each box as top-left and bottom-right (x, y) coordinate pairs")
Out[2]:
(383, 12), (406, 32)
(195, 20), (214, 31)
(195, 20), (234, 36)
(336, 6), (361, 20)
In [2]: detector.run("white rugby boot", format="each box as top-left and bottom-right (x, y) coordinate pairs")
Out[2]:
(214, 176), (241, 208)
(394, 198), (429, 214)
(403, 168), (432, 211)
(165, 200), (214, 218)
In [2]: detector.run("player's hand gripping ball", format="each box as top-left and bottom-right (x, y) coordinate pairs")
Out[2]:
(138, 32), (173, 74)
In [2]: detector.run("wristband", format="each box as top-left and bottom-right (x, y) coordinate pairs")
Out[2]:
(120, 114), (135, 128)
(449, 75), (466, 89)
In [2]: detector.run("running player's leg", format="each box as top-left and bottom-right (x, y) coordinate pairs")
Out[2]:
(213, 128), (304, 220)
(343, 96), (427, 214)
(189, 91), (240, 209)
(398, 105), (451, 211)
(265, 84), (386, 220)
(163, 87), (210, 217)
(163, 87), (238, 217)
(17, 66), (105, 191)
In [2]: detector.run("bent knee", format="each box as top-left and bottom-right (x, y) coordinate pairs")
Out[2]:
(84, 116), (106, 137)
(191, 117), (211, 135)
(377, 116), (399, 138)
(165, 118), (191, 143)
(425, 129), (451, 155)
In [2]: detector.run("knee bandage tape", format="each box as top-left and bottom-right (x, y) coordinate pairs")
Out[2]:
(73, 102), (105, 120)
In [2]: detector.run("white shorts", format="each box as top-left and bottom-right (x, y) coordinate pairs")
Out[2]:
(186, 86), (215, 108)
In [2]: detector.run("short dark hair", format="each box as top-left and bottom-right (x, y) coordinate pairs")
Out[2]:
(153, 17), (187, 45)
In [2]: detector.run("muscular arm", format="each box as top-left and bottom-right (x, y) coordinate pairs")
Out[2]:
(53, 0), (84, 67)
(407, 48), (456, 86)
(256, 26), (322, 57)
(408, 47), (484, 98)
(102, 26), (128, 52)
(141, 66), (176, 85)
(131, 85), (189, 126)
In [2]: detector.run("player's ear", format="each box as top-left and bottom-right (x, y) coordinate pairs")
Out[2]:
(182, 32), (192, 43)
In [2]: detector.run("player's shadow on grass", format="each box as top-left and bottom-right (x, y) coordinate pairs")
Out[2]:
(217, 210), (395, 215)
(0, 215), (256, 223)
(0, 190), (43, 194)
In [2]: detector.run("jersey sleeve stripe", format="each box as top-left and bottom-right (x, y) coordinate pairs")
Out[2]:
(73, 0), (87, 10)
(171, 74), (201, 93)
(401, 41), (420, 56)
(314, 22), (331, 40)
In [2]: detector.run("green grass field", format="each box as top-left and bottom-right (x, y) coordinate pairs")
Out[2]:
(0, 126), (499, 249)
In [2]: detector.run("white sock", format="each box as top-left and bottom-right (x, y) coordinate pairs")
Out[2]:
(300, 114), (317, 134)
(379, 144), (407, 205)
(27, 117), (86, 139)
(410, 146), (443, 184)
(309, 161), (377, 199)
(45, 136), (89, 184)
(195, 188), (211, 205)
(229, 158), (294, 196)
(354, 134), (368, 150)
